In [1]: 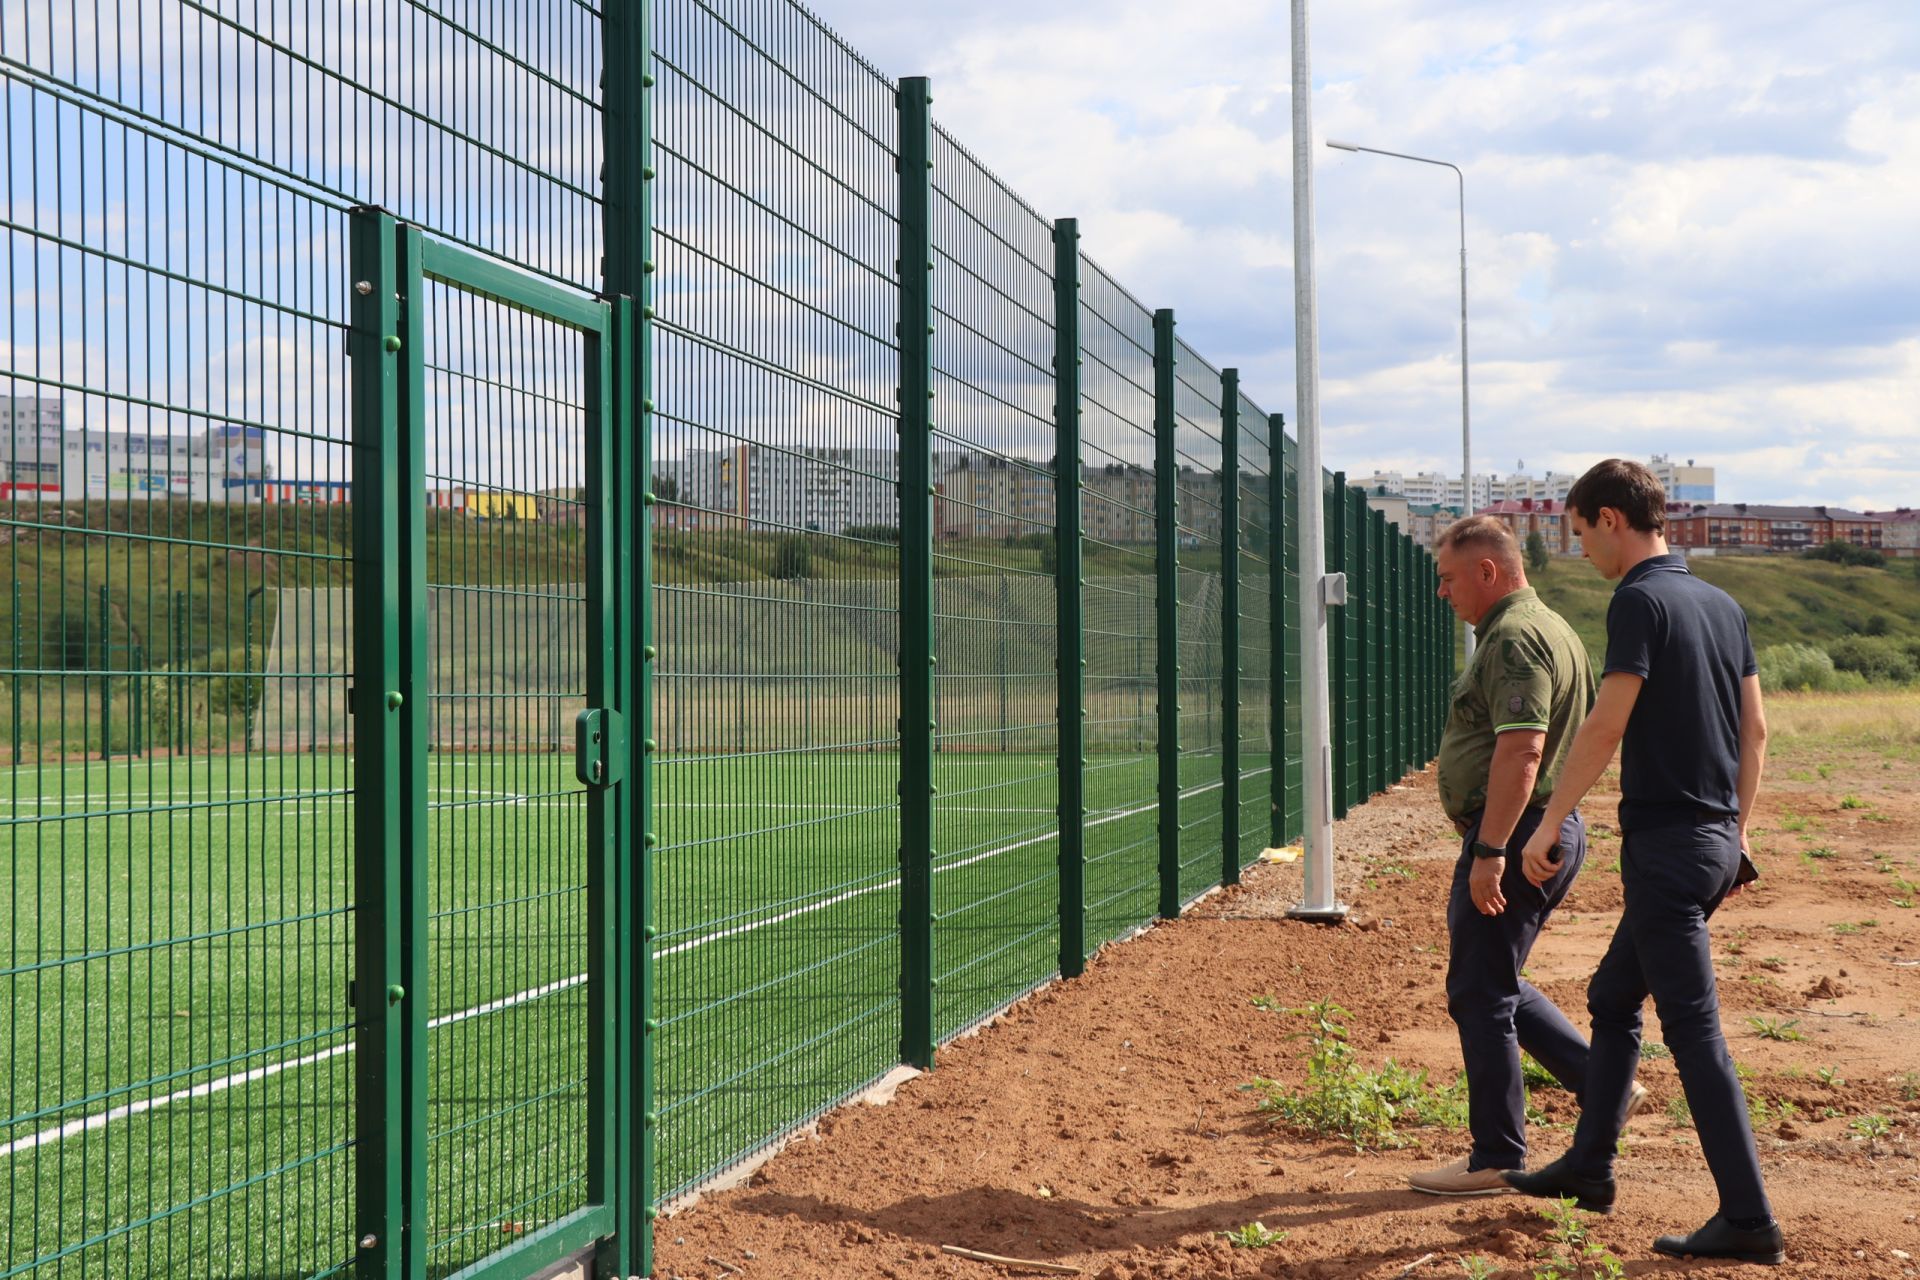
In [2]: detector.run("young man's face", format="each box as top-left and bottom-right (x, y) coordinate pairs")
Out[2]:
(1571, 510), (1625, 580)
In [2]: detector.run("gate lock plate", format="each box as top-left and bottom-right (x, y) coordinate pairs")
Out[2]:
(574, 708), (628, 788)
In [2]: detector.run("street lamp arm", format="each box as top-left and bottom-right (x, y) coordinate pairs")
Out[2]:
(1323, 136), (1475, 657)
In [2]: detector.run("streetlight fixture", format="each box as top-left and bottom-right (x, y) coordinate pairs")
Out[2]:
(1325, 138), (1475, 659)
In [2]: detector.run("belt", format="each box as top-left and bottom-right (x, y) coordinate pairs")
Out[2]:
(1622, 807), (1737, 835)
(1453, 802), (1549, 838)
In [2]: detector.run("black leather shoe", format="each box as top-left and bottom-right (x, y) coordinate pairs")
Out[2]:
(1652, 1215), (1785, 1266)
(1499, 1154), (1615, 1214)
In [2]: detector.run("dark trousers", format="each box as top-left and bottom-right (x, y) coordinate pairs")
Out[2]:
(1446, 806), (1590, 1171)
(1566, 817), (1772, 1221)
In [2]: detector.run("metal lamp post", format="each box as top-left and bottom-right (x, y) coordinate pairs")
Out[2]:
(1325, 138), (1474, 660)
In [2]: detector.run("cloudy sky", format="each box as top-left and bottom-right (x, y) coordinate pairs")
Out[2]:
(821, 0), (1918, 509)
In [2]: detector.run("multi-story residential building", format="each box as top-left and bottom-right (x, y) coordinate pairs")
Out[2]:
(1870, 509), (1918, 559)
(2, 396), (65, 496)
(937, 452), (1056, 540)
(1665, 504), (1883, 555)
(3, 401), (275, 501)
(1648, 454), (1716, 503)
(672, 444), (901, 536)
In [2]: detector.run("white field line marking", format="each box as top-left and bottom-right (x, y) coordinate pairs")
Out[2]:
(0, 782), (1211, 1158)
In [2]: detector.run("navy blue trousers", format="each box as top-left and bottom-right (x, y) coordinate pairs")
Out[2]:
(1446, 806), (1590, 1171)
(1565, 816), (1772, 1220)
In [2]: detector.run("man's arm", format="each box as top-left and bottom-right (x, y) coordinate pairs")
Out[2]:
(1736, 673), (1768, 844)
(1477, 730), (1545, 848)
(1519, 672), (1644, 885)
(1466, 729), (1546, 915)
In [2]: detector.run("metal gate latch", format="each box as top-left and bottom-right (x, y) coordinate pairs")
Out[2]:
(574, 708), (628, 787)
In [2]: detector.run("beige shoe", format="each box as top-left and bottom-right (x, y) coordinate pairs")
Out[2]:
(1409, 1156), (1514, 1197)
(1625, 1081), (1652, 1119)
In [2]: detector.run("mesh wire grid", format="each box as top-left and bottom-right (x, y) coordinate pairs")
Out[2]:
(0, 0), (1461, 1270)
(1234, 394), (1273, 866)
(1169, 338), (1224, 906)
(1, 1), (599, 1275)
(646, 0), (905, 1203)
(1071, 257), (1158, 952)
(926, 125), (1060, 1041)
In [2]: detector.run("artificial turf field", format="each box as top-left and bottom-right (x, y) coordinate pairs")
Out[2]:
(1, 746), (1272, 1278)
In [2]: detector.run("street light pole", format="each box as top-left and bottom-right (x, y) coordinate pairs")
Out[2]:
(1286, 0), (1345, 922)
(1326, 139), (1474, 660)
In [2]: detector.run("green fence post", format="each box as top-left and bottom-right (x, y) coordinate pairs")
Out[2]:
(1267, 417), (1285, 848)
(1053, 218), (1087, 977)
(347, 204), (403, 1280)
(1153, 309), (1181, 919)
(1220, 370), (1241, 885)
(1393, 528), (1406, 779)
(1370, 510), (1387, 793)
(1434, 555), (1443, 756)
(392, 220), (432, 1280)
(1327, 472), (1347, 817)
(896, 75), (937, 1070)
(1277, 423), (1300, 844)
(1349, 487), (1369, 801)
(603, 0), (655, 1255)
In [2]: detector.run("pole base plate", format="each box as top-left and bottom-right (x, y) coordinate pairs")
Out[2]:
(1284, 902), (1350, 924)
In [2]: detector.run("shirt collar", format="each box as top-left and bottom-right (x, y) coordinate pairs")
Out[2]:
(1476, 585), (1537, 632)
(1619, 552), (1689, 588)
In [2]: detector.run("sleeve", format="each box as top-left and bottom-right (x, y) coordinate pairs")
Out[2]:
(1739, 608), (1758, 678)
(1603, 586), (1660, 679)
(1480, 633), (1553, 734)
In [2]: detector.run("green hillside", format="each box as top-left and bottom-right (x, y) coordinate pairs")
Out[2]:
(1527, 554), (1920, 662)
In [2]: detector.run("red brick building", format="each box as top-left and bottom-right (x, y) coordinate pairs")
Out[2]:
(1473, 498), (1575, 555)
(1665, 504), (1883, 555)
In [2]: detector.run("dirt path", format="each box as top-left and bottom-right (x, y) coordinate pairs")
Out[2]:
(653, 750), (1920, 1279)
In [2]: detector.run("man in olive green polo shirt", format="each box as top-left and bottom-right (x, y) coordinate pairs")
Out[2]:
(1410, 516), (1633, 1197)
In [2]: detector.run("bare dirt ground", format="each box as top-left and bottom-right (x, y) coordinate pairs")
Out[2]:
(653, 695), (1920, 1279)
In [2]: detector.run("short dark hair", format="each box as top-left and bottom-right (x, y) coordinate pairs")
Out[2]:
(1566, 459), (1666, 533)
(1434, 514), (1523, 576)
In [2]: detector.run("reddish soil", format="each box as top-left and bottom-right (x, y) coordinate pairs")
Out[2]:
(652, 757), (1920, 1280)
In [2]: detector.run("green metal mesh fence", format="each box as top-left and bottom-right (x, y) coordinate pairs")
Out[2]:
(2, 0), (1458, 1275)
(1073, 260), (1161, 953)
(1235, 396), (1273, 867)
(1171, 340), (1226, 906)
(647, 0), (904, 1207)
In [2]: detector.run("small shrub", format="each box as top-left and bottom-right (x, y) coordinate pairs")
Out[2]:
(1244, 998), (1461, 1151)
(1829, 636), (1917, 685)
(1218, 1222), (1288, 1249)
(1849, 1113), (1892, 1142)
(1747, 1016), (1804, 1042)
(1803, 539), (1886, 568)
(769, 532), (813, 580)
(1755, 643), (1839, 693)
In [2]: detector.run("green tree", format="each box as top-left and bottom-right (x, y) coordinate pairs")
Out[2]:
(1525, 530), (1551, 575)
(770, 532), (812, 580)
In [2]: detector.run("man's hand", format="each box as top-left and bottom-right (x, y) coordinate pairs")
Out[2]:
(1520, 823), (1560, 887)
(1469, 856), (1507, 915)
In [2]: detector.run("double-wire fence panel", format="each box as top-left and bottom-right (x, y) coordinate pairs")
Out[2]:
(2, 0), (1458, 1275)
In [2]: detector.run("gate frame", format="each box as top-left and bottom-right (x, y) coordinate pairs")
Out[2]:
(349, 207), (639, 1280)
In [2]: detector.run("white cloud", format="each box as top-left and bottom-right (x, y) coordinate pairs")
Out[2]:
(825, 0), (1920, 507)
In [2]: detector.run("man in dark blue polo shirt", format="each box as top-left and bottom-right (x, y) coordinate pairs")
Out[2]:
(1501, 459), (1782, 1266)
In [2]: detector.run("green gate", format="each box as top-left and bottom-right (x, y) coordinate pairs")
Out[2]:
(348, 209), (644, 1280)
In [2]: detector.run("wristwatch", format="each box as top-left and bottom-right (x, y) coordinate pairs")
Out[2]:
(1469, 839), (1507, 860)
